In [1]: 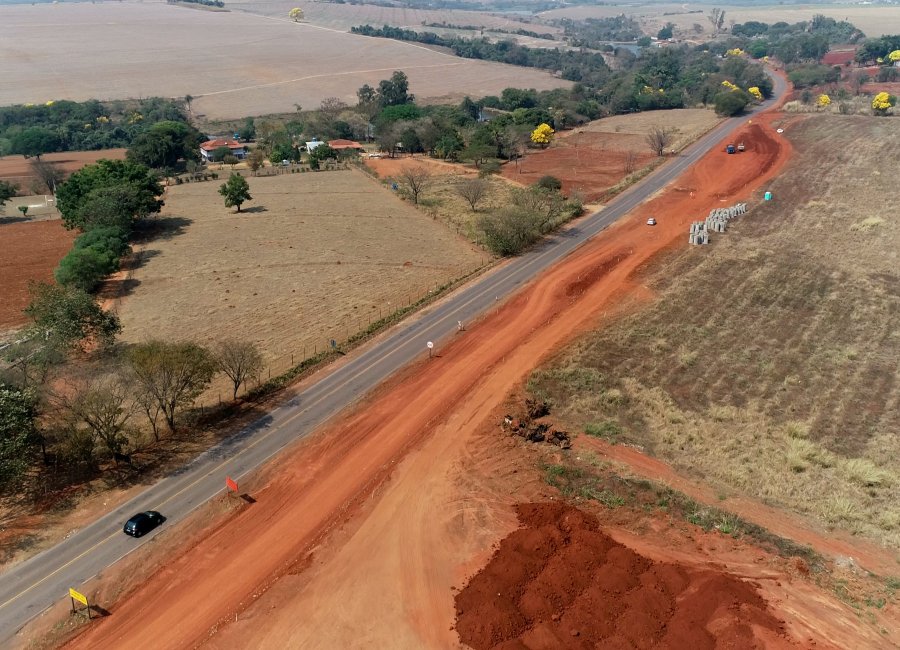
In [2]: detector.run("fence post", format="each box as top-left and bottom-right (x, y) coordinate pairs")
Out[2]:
(291, 353), (294, 366)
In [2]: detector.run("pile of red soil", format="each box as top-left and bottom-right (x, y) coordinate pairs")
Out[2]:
(455, 503), (797, 649)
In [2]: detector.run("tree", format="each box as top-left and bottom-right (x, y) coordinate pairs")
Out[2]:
(398, 165), (432, 204)
(222, 154), (239, 168)
(708, 8), (726, 34)
(455, 177), (489, 212)
(657, 22), (675, 40)
(747, 86), (764, 102)
(24, 282), (121, 352)
(212, 146), (232, 163)
(10, 127), (62, 159)
(714, 90), (751, 116)
(378, 71), (414, 108)
(126, 120), (203, 170)
(0, 384), (38, 489)
(0, 180), (17, 209)
(219, 173), (252, 212)
(816, 94), (831, 109)
(56, 160), (163, 230)
(184, 94), (194, 114)
(622, 150), (639, 176)
(247, 148), (266, 174)
(645, 126), (676, 156)
(128, 341), (216, 433)
(478, 205), (547, 256)
(71, 184), (149, 232)
(289, 7), (304, 21)
(215, 340), (263, 400)
(872, 91), (896, 114)
(64, 376), (134, 461)
(30, 159), (65, 195)
(308, 143), (338, 169)
(530, 123), (554, 148)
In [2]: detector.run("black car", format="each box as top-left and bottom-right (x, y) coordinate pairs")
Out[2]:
(123, 511), (165, 537)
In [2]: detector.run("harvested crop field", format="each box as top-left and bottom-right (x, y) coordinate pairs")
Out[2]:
(0, 219), (74, 332)
(232, 0), (561, 35)
(530, 115), (900, 549)
(502, 109), (721, 201)
(0, 3), (567, 120)
(113, 169), (484, 375)
(0, 149), (125, 190)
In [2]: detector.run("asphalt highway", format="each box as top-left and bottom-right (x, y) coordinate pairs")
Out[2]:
(0, 70), (786, 643)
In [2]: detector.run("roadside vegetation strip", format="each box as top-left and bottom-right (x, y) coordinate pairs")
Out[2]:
(541, 458), (822, 569)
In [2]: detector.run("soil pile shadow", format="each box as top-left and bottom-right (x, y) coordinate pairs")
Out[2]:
(455, 502), (795, 649)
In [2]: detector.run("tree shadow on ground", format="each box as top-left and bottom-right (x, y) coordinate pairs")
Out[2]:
(241, 205), (267, 214)
(133, 215), (192, 243)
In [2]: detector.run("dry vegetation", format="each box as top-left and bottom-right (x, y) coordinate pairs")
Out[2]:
(0, 3), (565, 120)
(574, 108), (722, 152)
(538, 3), (900, 39)
(113, 169), (484, 380)
(529, 115), (900, 547)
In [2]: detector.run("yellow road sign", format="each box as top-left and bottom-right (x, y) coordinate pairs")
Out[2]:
(69, 588), (88, 606)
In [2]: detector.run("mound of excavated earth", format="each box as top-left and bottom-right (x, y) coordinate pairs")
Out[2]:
(455, 503), (797, 649)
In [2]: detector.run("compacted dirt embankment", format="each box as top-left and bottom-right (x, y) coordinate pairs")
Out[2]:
(57, 114), (809, 649)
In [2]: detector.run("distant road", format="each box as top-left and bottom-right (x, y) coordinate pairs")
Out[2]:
(0, 70), (786, 644)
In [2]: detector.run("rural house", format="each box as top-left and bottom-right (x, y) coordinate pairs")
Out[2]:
(200, 138), (247, 162)
(328, 139), (364, 152)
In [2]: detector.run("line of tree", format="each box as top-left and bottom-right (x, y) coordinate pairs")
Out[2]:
(167, 0), (225, 7)
(0, 97), (191, 158)
(724, 15), (865, 63)
(351, 25), (612, 86)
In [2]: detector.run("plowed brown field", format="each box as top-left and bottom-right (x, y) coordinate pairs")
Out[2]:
(0, 220), (74, 332)
(55, 111), (888, 649)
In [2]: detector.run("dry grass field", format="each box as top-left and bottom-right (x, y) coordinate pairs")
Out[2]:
(539, 3), (900, 38)
(0, 3), (566, 120)
(113, 168), (484, 378)
(529, 114), (900, 547)
(233, 0), (561, 35)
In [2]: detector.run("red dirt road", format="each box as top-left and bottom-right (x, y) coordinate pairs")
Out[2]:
(0, 220), (74, 331)
(61, 114), (849, 649)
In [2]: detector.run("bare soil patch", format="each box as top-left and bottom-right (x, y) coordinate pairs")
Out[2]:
(455, 502), (795, 649)
(503, 109), (722, 201)
(0, 150), (125, 191)
(0, 220), (74, 331)
(113, 169), (484, 380)
(0, 4), (566, 120)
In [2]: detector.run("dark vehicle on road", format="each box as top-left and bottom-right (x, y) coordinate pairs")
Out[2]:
(123, 511), (165, 537)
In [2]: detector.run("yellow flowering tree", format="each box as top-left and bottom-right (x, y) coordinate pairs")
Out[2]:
(816, 94), (831, 109)
(289, 7), (304, 21)
(872, 91), (895, 114)
(530, 123), (555, 148)
(890, 50), (900, 63)
(748, 87), (763, 101)
(721, 80), (740, 92)
(726, 48), (744, 57)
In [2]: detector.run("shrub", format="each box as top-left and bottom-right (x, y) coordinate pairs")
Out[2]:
(787, 64), (840, 88)
(714, 90), (752, 116)
(536, 175), (562, 192)
(55, 247), (119, 292)
(478, 206), (547, 256)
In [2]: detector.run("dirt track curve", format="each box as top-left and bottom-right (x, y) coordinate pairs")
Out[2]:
(62, 116), (808, 649)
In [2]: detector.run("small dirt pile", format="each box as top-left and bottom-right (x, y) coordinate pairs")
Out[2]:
(455, 502), (797, 649)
